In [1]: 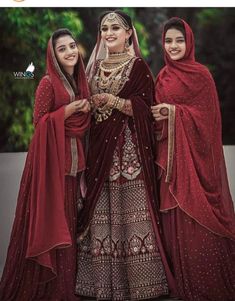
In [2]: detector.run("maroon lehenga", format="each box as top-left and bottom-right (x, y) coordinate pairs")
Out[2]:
(155, 18), (235, 301)
(0, 36), (90, 300)
(75, 57), (175, 300)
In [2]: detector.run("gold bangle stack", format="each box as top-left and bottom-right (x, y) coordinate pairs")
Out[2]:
(101, 95), (125, 112)
(93, 95), (126, 123)
(113, 96), (125, 111)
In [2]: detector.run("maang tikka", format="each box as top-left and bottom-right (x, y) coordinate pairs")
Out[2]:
(101, 12), (130, 31)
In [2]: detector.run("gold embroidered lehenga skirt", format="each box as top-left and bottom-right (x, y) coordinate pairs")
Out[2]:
(76, 126), (168, 300)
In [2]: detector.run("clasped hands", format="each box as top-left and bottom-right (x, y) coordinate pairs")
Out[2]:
(73, 98), (91, 113)
(90, 93), (124, 111)
(151, 103), (173, 121)
(65, 98), (90, 119)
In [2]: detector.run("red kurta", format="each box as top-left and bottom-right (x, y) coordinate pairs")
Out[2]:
(0, 37), (90, 300)
(155, 17), (235, 301)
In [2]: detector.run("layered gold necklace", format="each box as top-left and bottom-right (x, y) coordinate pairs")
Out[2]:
(100, 52), (132, 72)
(99, 52), (133, 90)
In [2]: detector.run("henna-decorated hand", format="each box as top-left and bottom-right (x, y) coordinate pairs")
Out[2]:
(90, 93), (110, 109)
(65, 99), (90, 119)
(151, 103), (174, 121)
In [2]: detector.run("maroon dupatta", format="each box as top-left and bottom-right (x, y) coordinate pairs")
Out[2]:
(78, 57), (176, 293)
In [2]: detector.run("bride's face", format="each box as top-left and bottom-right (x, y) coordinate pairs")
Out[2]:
(101, 20), (132, 53)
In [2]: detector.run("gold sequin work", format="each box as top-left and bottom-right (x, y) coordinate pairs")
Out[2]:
(76, 127), (168, 300)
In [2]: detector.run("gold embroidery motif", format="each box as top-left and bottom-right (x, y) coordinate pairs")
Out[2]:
(109, 148), (121, 181)
(70, 138), (78, 177)
(109, 125), (141, 181)
(76, 180), (168, 300)
(121, 125), (141, 180)
(165, 105), (175, 182)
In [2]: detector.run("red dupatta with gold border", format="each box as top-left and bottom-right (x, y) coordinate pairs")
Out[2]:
(155, 17), (235, 240)
(27, 38), (90, 280)
(0, 37), (90, 288)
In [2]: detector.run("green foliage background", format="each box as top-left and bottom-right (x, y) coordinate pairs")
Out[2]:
(0, 7), (235, 151)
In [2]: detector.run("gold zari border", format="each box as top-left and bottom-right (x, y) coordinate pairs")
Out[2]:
(165, 105), (175, 183)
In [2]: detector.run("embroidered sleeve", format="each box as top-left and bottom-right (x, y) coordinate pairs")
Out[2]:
(33, 76), (54, 126)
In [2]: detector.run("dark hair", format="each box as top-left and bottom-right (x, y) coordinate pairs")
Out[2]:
(51, 28), (79, 95)
(52, 28), (77, 49)
(164, 18), (186, 39)
(99, 10), (133, 45)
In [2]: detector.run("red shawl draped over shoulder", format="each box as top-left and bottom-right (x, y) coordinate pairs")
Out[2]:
(155, 18), (235, 240)
(1, 38), (90, 285)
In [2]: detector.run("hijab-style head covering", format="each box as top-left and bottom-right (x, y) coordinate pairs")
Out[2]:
(0, 30), (91, 297)
(155, 17), (235, 240)
(27, 30), (90, 280)
(157, 17), (213, 103)
(47, 28), (90, 107)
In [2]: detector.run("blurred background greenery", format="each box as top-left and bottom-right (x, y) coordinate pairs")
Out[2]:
(0, 7), (235, 151)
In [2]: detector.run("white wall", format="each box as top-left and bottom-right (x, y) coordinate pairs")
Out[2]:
(0, 148), (235, 276)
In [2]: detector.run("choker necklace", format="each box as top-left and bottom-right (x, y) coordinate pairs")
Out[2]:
(100, 52), (133, 73)
(105, 52), (131, 62)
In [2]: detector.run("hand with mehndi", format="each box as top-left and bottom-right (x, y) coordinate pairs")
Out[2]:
(64, 98), (90, 119)
(89, 93), (110, 109)
(92, 93), (126, 112)
(77, 99), (91, 113)
(151, 103), (172, 121)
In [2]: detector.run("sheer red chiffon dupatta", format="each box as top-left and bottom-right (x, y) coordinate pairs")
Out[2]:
(155, 17), (235, 241)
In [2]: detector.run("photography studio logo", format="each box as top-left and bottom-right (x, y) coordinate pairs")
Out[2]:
(13, 62), (35, 79)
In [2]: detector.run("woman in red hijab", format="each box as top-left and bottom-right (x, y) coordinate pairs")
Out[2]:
(152, 17), (235, 301)
(0, 28), (90, 300)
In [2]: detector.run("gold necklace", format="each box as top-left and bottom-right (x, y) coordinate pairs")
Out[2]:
(100, 60), (131, 73)
(99, 68), (122, 89)
(105, 52), (132, 63)
(100, 52), (133, 73)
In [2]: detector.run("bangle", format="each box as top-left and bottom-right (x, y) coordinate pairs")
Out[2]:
(116, 97), (125, 111)
(113, 96), (119, 108)
(113, 96), (125, 111)
(108, 94), (116, 108)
